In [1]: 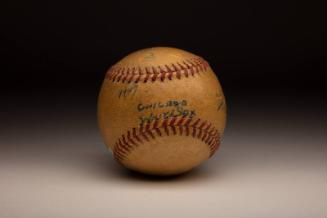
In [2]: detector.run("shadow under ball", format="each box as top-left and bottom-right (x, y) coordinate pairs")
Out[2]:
(98, 47), (227, 175)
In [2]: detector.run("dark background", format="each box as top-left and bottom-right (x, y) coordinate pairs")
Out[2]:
(1, 0), (326, 136)
(1, 1), (326, 93)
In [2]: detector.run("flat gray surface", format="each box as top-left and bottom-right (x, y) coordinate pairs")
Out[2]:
(1, 101), (327, 218)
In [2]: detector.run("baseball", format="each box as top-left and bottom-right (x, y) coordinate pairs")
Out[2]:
(98, 47), (227, 175)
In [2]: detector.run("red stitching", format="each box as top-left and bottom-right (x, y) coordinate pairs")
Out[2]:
(106, 57), (209, 83)
(112, 116), (221, 162)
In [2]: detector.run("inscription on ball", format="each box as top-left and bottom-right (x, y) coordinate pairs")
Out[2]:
(137, 99), (196, 125)
(118, 83), (138, 98)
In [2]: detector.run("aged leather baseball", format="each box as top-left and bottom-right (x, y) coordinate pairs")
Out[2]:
(98, 47), (226, 175)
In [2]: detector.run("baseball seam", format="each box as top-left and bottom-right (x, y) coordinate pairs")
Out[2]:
(113, 116), (221, 162)
(105, 57), (209, 83)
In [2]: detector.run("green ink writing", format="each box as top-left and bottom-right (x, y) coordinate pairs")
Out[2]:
(139, 108), (196, 125)
(137, 99), (187, 112)
(137, 99), (197, 125)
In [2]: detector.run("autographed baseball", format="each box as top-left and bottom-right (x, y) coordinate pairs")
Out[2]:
(98, 47), (226, 175)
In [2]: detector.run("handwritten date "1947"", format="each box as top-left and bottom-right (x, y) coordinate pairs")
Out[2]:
(118, 83), (138, 98)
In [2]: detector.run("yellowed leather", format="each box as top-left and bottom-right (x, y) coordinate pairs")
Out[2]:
(98, 47), (226, 175)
